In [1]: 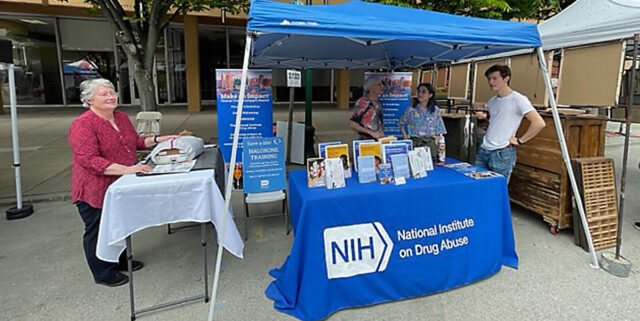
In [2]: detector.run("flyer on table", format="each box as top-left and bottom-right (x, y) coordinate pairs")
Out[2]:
(216, 69), (273, 162)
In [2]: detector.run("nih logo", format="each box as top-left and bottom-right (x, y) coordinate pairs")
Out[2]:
(323, 222), (393, 279)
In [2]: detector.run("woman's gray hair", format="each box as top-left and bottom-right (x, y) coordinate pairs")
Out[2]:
(363, 77), (380, 94)
(79, 78), (116, 108)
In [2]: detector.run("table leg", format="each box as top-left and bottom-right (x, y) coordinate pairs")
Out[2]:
(126, 236), (136, 321)
(201, 223), (209, 302)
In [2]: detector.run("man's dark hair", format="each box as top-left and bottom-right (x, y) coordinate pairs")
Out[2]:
(484, 64), (511, 80)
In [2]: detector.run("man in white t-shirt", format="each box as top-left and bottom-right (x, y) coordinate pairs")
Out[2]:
(475, 65), (546, 181)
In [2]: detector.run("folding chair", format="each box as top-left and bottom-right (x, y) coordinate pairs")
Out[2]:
(136, 111), (162, 136)
(244, 190), (290, 241)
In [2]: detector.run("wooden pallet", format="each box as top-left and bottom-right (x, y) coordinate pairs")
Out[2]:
(571, 157), (618, 251)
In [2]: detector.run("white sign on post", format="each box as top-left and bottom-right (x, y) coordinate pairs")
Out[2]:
(287, 69), (302, 87)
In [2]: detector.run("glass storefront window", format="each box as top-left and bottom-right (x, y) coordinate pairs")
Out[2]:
(228, 27), (246, 68)
(60, 50), (116, 104)
(59, 18), (116, 104)
(199, 26), (227, 100)
(0, 15), (62, 105)
(167, 25), (187, 103)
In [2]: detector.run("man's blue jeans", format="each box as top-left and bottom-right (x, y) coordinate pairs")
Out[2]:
(475, 145), (517, 182)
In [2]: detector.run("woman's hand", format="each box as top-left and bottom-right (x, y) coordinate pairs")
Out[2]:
(145, 134), (181, 148)
(156, 135), (180, 143)
(127, 164), (152, 174)
(371, 130), (385, 139)
(104, 163), (152, 175)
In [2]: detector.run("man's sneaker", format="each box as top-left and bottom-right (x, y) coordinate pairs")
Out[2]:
(96, 272), (129, 287)
(634, 222), (640, 230)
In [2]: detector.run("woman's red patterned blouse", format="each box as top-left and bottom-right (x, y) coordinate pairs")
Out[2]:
(69, 110), (146, 208)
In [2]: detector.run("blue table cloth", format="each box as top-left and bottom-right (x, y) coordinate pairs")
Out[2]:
(266, 165), (518, 320)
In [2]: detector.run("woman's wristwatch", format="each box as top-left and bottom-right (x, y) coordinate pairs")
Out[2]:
(153, 135), (159, 144)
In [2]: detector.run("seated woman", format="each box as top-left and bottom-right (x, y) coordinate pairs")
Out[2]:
(399, 83), (446, 160)
(68, 78), (178, 287)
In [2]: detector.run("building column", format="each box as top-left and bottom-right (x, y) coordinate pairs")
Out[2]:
(184, 15), (201, 112)
(411, 69), (420, 97)
(336, 69), (350, 109)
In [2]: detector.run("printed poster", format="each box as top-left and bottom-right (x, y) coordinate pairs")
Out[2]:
(241, 137), (286, 193)
(216, 69), (273, 163)
(364, 72), (413, 139)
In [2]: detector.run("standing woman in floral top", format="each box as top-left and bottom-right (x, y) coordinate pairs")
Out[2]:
(349, 77), (385, 140)
(68, 78), (178, 287)
(399, 83), (447, 158)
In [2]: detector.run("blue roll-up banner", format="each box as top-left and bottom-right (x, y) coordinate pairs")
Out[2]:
(364, 72), (413, 139)
(242, 137), (286, 194)
(216, 69), (273, 163)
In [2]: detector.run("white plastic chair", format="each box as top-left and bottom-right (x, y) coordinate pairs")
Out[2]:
(135, 111), (162, 136)
(244, 190), (290, 241)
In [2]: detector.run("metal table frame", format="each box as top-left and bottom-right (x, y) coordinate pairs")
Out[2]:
(125, 223), (209, 321)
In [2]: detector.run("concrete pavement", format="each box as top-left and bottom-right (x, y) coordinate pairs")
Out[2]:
(2, 105), (640, 320)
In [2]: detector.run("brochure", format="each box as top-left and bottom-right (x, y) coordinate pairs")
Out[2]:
(396, 139), (413, 151)
(378, 163), (393, 184)
(306, 157), (326, 188)
(391, 153), (410, 179)
(325, 144), (352, 178)
(359, 142), (383, 171)
(357, 155), (377, 184)
(382, 143), (409, 165)
(352, 139), (375, 172)
(415, 147), (434, 171)
(318, 141), (341, 158)
(465, 171), (502, 179)
(408, 150), (427, 178)
(378, 136), (398, 145)
(443, 162), (501, 179)
(325, 158), (346, 189)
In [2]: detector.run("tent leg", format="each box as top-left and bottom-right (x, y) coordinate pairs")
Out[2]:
(287, 87), (295, 164)
(208, 34), (254, 321)
(6, 63), (33, 220)
(616, 34), (638, 259)
(535, 47), (599, 269)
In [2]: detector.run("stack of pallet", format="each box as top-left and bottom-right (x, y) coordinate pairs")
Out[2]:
(509, 113), (606, 233)
(571, 157), (618, 251)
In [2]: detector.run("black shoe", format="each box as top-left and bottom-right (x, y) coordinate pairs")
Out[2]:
(116, 260), (144, 272)
(634, 222), (640, 230)
(96, 272), (129, 287)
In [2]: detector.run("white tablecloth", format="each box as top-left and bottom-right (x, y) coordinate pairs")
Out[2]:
(96, 169), (243, 262)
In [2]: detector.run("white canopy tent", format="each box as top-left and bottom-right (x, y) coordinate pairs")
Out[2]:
(207, 1), (602, 319)
(539, 0), (640, 50)
(455, 0), (640, 62)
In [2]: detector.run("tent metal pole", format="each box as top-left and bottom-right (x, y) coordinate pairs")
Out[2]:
(208, 34), (254, 321)
(616, 33), (638, 259)
(287, 87), (295, 164)
(8, 64), (23, 209)
(535, 47), (599, 269)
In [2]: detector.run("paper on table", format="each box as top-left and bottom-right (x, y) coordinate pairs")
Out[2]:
(151, 159), (197, 174)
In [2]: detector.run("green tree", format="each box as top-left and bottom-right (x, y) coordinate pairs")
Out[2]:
(367, 0), (576, 20)
(65, 0), (249, 111)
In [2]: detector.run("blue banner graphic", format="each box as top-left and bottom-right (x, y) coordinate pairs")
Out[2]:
(216, 69), (273, 162)
(364, 72), (413, 139)
(241, 137), (286, 194)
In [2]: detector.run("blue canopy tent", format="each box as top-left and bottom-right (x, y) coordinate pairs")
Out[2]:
(208, 1), (598, 319)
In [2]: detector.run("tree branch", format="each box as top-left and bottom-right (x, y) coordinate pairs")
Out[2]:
(160, 3), (189, 34)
